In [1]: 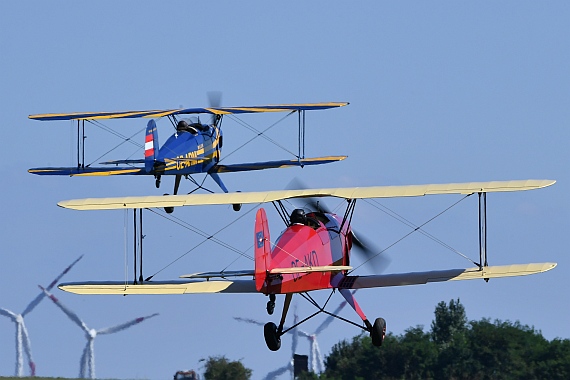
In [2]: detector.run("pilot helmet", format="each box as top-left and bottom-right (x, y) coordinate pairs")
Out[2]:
(290, 209), (307, 225)
(176, 120), (189, 131)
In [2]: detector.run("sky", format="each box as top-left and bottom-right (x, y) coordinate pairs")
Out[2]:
(1, 1), (569, 379)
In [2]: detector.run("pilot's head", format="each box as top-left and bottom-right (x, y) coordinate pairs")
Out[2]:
(290, 209), (307, 225)
(176, 120), (189, 131)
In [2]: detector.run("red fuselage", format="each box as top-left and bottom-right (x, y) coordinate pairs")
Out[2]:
(261, 211), (353, 294)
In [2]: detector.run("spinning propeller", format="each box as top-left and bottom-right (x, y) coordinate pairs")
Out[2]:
(287, 178), (390, 273)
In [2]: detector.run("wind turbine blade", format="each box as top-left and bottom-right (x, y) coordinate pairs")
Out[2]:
(314, 290), (357, 336)
(291, 316), (299, 356)
(80, 342), (89, 379)
(22, 255), (83, 317)
(39, 286), (90, 334)
(15, 322), (23, 377)
(0, 308), (17, 321)
(235, 315), (297, 336)
(263, 364), (290, 380)
(233, 316), (264, 327)
(314, 339), (325, 373)
(97, 313), (158, 335)
(21, 322), (36, 376)
(88, 338), (95, 379)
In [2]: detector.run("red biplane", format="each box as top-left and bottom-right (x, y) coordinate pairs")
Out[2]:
(57, 179), (557, 350)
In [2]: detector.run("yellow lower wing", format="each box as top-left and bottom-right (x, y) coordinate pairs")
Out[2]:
(58, 263), (555, 295)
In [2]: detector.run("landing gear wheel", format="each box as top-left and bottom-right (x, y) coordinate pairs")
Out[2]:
(163, 193), (174, 214)
(266, 294), (276, 315)
(155, 176), (161, 189)
(371, 317), (386, 347)
(264, 322), (281, 351)
(232, 203), (242, 212)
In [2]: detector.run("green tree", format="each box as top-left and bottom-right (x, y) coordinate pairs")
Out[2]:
(431, 298), (467, 346)
(319, 299), (570, 380)
(202, 355), (252, 380)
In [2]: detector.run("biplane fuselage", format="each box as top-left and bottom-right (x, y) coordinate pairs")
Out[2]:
(259, 211), (351, 294)
(155, 124), (221, 175)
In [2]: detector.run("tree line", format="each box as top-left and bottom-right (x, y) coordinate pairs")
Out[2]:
(202, 299), (570, 380)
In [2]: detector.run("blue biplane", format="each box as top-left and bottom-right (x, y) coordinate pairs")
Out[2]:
(28, 103), (348, 208)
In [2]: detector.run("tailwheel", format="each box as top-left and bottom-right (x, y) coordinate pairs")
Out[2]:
(371, 317), (386, 347)
(155, 176), (161, 188)
(263, 322), (281, 351)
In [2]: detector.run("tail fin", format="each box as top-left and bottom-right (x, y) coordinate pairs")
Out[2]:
(144, 119), (159, 173)
(254, 208), (271, 292)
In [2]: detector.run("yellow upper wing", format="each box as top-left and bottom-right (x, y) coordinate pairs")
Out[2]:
(58, 179), (555, 211)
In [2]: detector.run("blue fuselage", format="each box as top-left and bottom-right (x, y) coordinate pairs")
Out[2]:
(155, 126), (222, 175)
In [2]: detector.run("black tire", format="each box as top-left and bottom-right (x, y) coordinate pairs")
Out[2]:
(264, 322), (281, 351)
(165, 207), (174, 214)
(371, 317), (386, 347)
(233, 203), (242, 212)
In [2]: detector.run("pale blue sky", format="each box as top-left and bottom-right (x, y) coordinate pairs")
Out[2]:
(1, 2), (569, 379)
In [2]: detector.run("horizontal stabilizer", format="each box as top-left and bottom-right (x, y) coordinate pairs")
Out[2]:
(210, 156), (348, 173)
(29, 167), (145, 176)
(58, 179), (556, 210)
(59, 279), (257, 295)
(339, 263), (557, 289)
(269, 265), (352, 274)
(100, 159), (145, 165)
(180, 270), (255, 279)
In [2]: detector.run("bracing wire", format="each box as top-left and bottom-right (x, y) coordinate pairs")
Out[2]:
(144, 204), (260, 279)
(350, 194), (476, 273)
(220, 111), (298, 163)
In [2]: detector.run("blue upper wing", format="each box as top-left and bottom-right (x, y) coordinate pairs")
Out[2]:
(29, 103), (349, 121)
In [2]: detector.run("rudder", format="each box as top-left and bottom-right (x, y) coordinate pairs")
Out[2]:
(144, 119), (159, 173)
(254, 208), (271, 292)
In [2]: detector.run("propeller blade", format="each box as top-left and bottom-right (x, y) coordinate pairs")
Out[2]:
(39, 286), (90, 334)
(286, 178), (332, 213)
(22, 255), (83, 317)
(97, 313), (158, 335)
(350, 230), (391, 272)
(207, 91), (222, 125)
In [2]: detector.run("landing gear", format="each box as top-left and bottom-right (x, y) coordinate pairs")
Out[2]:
(163, 193), (174, 214)
(263, 322), (281, 351)
(371, 317), (386, 347)
(266, 294), (276, 315)
(233, 203), (242, 212)
(155, 175), (161, 189)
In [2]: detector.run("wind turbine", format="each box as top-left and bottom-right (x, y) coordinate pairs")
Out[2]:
(40, 287), (158, 379)
(0, 255), (83, 377)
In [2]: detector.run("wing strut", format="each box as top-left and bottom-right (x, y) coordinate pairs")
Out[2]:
(478, 192), (488, 270)
(298, 110), (305, 163)
(132, 208), (144, 284)
(77, 120), (86, 168)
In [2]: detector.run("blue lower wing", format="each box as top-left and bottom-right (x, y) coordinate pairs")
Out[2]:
(28, 167), (146, 176)
(209, 156), (347, 173)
